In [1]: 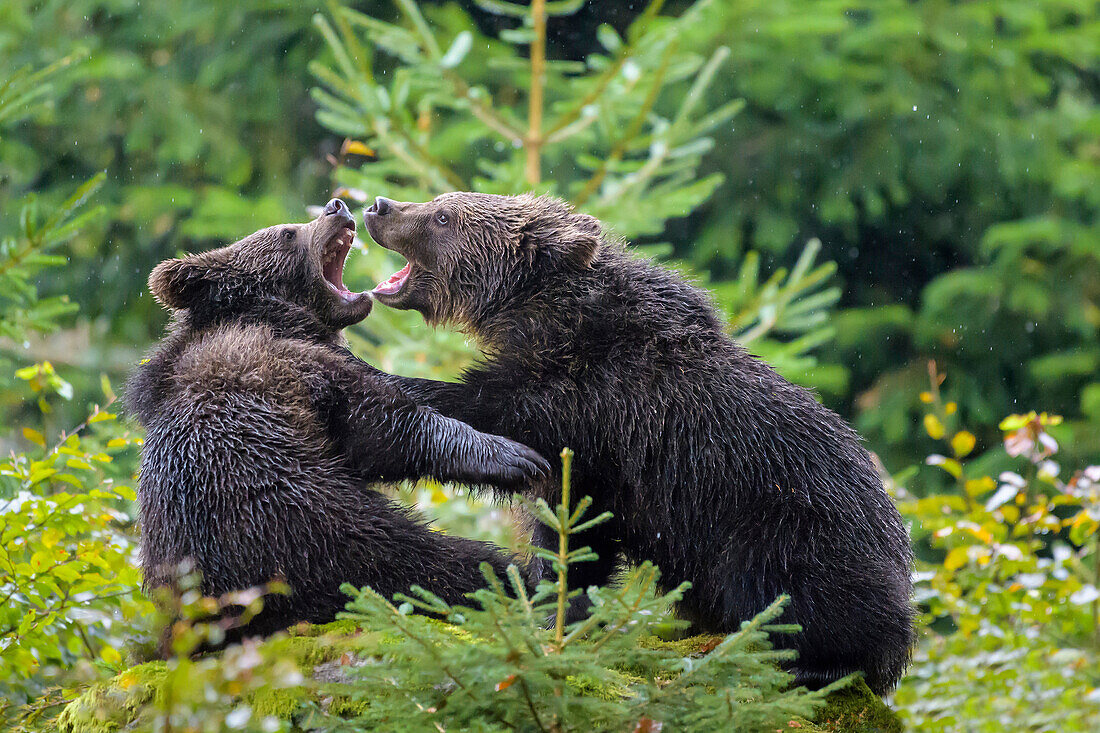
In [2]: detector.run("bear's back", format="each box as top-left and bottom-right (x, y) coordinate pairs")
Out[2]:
(133, 324), (349, 591)
(142, 323), (334, 477)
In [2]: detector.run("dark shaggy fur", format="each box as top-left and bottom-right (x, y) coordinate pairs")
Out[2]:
(363, 192), (914, 694)
(126, 199), (549, 641)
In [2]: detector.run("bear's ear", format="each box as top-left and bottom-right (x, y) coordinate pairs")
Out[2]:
(563, 213), (601, 269)
(521, 209), (600, 270)
(148, 257), (210, 311)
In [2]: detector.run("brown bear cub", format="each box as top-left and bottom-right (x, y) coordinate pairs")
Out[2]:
(364, 192), (914, 694)
(126, 198), (549, 642)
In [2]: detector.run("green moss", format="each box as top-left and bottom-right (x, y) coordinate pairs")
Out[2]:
(262, 633), (346, 668)
(286, 618), (361, 638)
(565, 672), (636, 701)
(637, 633), (725, 657)
(421, 615), (476, 642)
(813, 679), (903, 733)
(54, 661), (169, 733)
(246, 685), (309, 719)
(323, 692), (375, 718)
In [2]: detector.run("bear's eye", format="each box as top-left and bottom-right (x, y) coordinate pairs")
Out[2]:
(281, 228), (295, 241)
(436, 212), (449, 226)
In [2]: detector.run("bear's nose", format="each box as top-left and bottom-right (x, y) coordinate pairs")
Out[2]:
(372, 196), (393, 216)
(323, 198), (351, 217)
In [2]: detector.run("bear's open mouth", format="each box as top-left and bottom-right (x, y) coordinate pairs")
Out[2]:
(322, 221), (360, 301)
(372, 261), (411, 296)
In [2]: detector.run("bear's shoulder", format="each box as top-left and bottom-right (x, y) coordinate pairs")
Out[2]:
(148, 323), (341, 410)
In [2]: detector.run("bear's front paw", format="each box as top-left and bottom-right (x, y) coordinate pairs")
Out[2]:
(464, 435), (551, 487)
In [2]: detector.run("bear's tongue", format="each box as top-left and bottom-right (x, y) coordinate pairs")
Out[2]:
(373, 262), (410, 296)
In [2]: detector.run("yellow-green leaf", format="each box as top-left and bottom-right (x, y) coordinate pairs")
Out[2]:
(951, 431), (976, 458)
(1068, 512), (1099, 545)
(965, 476), (995, 497)
(342, 139), (375, 156)
(924, 414), (945, 440)
(54, 564), (81, 583)
(100, 374), (116, 401)
(27, 468), (58, 485)
(101, 646), (122, 665)
(999, 414), (1030, 431)
(926, 454), (962, 478)
(88, 411), (116, 423)
(944, 546), (970, 571)
(22, 427), (46, 448)
(30, 551), (52, 572)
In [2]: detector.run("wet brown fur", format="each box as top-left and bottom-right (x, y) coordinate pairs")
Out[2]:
(127, 203), (549, 644)
(365, 192), (914, 694)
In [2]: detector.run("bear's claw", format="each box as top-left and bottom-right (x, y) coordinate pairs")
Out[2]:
(470, 435), (551, 487)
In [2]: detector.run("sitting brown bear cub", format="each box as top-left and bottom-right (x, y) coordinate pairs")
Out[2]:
(364, 192), (913, 694)
(127, 198), (548, 642)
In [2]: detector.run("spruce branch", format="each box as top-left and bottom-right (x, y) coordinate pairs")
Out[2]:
(720, 238), (839, 345)
(543, 0), (667, 143)
(313, 12), (469, 191)
(588, 45), (731, 212)
(394, 0), (441, 59)
(342, 584), (518, 728)
(505, 563), (539, 630)
(444, 72), (525, 144)
(573, 43), (674, 207)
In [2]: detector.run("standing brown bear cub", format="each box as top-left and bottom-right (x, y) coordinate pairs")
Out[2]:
(127, 198), (548, 641)
(365, 192), (914, 694)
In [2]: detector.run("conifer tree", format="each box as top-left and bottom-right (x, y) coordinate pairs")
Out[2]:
(311, 0), (840, 385)
(328, 449), (846, 731)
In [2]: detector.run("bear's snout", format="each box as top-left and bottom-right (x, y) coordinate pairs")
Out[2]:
(323, 198), (352, 219)
(368, 196), (394, 216)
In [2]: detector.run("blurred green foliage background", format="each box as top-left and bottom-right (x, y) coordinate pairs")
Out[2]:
(1, 0), (1098, 730)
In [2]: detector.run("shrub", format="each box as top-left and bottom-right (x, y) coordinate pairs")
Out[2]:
(893, 363), (1100, 731)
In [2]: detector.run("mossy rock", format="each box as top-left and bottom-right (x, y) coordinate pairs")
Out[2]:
(52, 623), (902, 732)
(812, 678), (903, 733)
(52, 621), (368, 733)
(53, 661), (170, 732)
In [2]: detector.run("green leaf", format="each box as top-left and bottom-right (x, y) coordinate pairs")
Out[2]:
(597, 24), (623, 52)
(440, 32), (472, 69)
(473, 0), (530, 17)
(998, 415), (1030, 431)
